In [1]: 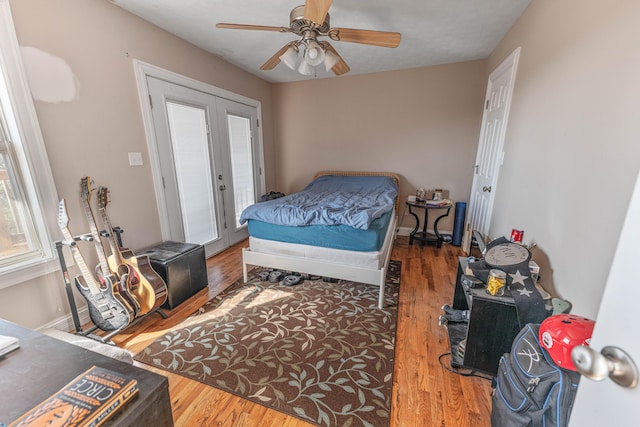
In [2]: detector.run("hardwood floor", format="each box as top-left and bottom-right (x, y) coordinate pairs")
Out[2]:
(112, 237), (493, 426)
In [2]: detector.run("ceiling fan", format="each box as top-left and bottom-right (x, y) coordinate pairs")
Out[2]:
(216, 0), (401, 76)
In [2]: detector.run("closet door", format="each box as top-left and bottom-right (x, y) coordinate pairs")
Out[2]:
(147, 77), (256, 256)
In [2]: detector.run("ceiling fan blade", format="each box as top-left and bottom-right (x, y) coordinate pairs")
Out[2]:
(259, 44), (293, 70)
(324, 44), (350, 76)
(304, 0), (333, 25)
(330, 28), (401, 48)
(216, 23), (291, 33)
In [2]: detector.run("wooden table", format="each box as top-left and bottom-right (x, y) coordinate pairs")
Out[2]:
(406, 200), (453, 247)
(0, 319), (173, 426)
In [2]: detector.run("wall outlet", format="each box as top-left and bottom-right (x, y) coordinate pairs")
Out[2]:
(128, 152), (143, 166)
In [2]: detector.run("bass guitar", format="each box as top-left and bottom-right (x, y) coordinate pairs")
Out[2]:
(57, 199), (131, 331)
(80, 177), (139, 319)
(97, 186), (168, 313)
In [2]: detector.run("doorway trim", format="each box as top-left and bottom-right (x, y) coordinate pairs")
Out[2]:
(132, 60), (265, 242)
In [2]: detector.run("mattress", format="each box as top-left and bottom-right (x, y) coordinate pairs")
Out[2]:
(247, 210), (393, 252)
(248, 213), (397, 270)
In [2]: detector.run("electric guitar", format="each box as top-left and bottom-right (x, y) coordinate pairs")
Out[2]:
(80, 177), (139, 319)
(97, 186), (168, 313)
(57, 199), (131, 331)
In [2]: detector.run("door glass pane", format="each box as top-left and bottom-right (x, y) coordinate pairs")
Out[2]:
(166, 101), (218, 244)
(227, 114), (255, 228)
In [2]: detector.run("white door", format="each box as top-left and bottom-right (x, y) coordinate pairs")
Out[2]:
(147, 76), (259, 256)
(215, 98), (260, 246)
(462, 47), (521, 253)
(568, 170), (640, 425)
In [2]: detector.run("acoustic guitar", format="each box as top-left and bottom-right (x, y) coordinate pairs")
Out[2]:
(80, 177), (139, 319)
(57, 199), (131, 331)
(97, 186), (168, 313)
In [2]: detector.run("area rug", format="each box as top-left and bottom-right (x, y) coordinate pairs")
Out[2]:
(135, 261), (401, 427)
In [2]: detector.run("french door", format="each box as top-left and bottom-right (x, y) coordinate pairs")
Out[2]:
(146, 76), (260, 257)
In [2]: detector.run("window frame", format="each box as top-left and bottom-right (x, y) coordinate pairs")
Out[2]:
(0, 0), (60, 289)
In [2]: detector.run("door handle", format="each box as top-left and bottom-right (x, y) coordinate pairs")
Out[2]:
(219, 184), (226, 191)
(482, 186), (492, 192)
(571, 345), (638, 388)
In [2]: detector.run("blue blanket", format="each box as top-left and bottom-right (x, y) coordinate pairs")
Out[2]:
(239, 175), (398, 230)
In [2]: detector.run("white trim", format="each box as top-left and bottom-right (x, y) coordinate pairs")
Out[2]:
(0, 0), (60, 288)
(396, 226), (453, 237)
(132, 60), (266, 241)
(37, 306), (92, 333)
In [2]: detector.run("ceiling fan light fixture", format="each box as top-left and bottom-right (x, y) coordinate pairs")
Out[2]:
(279, 45), (299, 70)
(303, 40), (325, 67)
(323, 49), (340, 72)
(218, 1), (403, 78)
(298, 58), (315, 75)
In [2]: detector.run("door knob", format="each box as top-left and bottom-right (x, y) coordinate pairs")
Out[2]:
(571, 345), (638, 388)
(482, 186), (492, 192)
(219, 184), (226, 191)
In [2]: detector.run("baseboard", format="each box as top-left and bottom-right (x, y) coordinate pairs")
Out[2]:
(396, 226), (453, 238)
(396, 226), (411, 236)
(37, 306), (92, 333)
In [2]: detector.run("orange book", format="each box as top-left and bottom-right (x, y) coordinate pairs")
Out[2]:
(8, 365), (138, 427)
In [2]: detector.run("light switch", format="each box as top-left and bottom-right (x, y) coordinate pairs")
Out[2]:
(128, 152), (143, 166)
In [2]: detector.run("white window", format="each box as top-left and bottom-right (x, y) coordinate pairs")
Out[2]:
(0, 0), (59, 288)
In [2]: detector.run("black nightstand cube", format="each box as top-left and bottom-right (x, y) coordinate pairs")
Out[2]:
(138, 241), (208, 309)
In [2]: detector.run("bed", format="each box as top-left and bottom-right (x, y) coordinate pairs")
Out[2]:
(240, 171), (400, 309)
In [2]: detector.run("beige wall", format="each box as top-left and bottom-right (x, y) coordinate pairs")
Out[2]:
(487, 0), (640, 317)
(0, 0), (275, 329)
(5, 0), (636, 329)
(272, 61), (488, 232)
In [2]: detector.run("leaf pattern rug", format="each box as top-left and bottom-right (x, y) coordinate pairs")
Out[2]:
(135, 261), (401, 427)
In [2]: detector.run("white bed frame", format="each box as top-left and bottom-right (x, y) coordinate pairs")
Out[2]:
(242, 171), (400, 309)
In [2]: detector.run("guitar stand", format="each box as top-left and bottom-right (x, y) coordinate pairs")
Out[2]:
(55, 230), (168, 345)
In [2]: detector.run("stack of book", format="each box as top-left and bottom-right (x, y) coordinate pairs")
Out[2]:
(425, 198), (452, 207)
(8, 365), (138, 427)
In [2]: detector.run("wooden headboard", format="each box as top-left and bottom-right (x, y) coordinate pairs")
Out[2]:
(313, 170), (402, 213)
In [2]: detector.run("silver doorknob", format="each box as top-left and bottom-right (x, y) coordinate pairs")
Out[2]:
(482, 186), (492, 192)
(571, 345), (638, 388)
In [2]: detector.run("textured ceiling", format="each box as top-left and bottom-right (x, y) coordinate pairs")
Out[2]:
(111, 0), (531, 83)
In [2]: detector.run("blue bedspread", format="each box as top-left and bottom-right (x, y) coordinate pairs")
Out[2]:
(239, 175), (398, 230)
